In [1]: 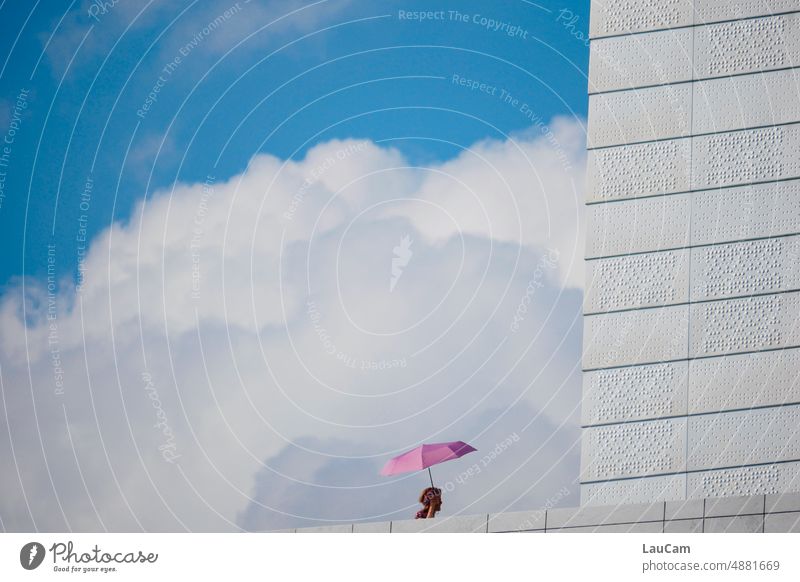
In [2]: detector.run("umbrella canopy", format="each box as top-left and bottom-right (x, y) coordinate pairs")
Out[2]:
(380, 441), (477, 477)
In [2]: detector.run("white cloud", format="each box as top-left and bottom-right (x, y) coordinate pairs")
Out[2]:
(182, 0), (356, 56)
(0, 117), (586, 531)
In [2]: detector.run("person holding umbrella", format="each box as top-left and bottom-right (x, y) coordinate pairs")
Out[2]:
(415, 487), (443, 519)
(380, 440), (476, 519)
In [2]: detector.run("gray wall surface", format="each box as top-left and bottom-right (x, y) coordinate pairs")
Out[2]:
(286, 493), (800, 532)
(581, 0), (800, 505)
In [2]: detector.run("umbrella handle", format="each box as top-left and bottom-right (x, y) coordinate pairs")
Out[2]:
(428, 467), (434, 489)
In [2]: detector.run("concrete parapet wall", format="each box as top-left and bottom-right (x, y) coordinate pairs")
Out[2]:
(288, 493), (800, 533)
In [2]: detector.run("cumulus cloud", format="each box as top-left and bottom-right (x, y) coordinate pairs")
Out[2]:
(0, 117), (585, 531)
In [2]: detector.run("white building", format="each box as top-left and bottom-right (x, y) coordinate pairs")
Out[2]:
(582, 0), (800, 505)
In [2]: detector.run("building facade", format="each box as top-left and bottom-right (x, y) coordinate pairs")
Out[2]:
(581, 0), (800, 505)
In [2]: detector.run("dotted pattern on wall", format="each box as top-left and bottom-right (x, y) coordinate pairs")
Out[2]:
(582, 418), (687, 481)
(585, 460), (800, 506)
(589, 28), (693, 92)
(688, 405), (800, 470)
(584, 304), (689, 369)
(691, 179), (800, 246)
(692, 69), (800, 135)
(689, 348), (800, 414)
(587, 138), (691, 202)
(585, 249), (689, 312)
(582, 0), (800, 504)
(691, 236), (800, 301)
(586, 195), (691, 260)
(590, 0), (694, 38)
(692, 465), (782, 497)
(582, 473), (685, 506)
(583, 361), (688, 425)
(692, 124), (800, 190)
(588, 84), (693, 148)
(694, 14), (794, 78)
(694, 0), (800, 26)
(687, 462), (800, 499)
(690, 291), (800, 357)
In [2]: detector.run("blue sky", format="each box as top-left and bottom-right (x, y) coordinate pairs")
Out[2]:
(0, 0), (590, 532)
(0, 0), (588, 286)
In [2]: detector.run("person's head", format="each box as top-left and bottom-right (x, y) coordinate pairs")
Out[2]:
(419, 487), (442, 506)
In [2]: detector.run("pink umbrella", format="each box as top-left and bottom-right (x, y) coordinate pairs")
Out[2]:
(380, 441), (477, 487)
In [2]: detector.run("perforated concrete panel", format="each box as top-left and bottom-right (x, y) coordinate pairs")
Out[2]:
(689, 291), (800, 358)
(689, 348), (800, 414)
(589, 0), (694, 38)
(691, 124), (800, 191)
(585, 249), (689, 313)
(588, 84), (693, 147)
(582, 361), (689, 425)
(691, 236), (800, 301)
(586, 464), (800, 507)
(690, 236), (800, 302)
(581, 417), (687, 481)
(584, 304), (689, 369)
(694, 13), (800, 79)
(691, 179), (800, 246)
(694, 0), (800, 26)
(587, 138), (691, 202)
(586, 194), (690, 258)
(582, 474), (686, 506)
(688, 405), (800, 470)
(589, 28), (693, 92)
(693, 69), (800, 135)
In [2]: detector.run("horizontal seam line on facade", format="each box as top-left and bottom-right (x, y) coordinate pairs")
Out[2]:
(581, 458), (800, 485)
(549, 519), (663, 530)
(702, 513), (764, 518)
(581, 344), (800, 373)
(588, 10), (800, 42)
(586, 119), (800, 152)
(594, 514), (766, 520)
(582, 357), (689, 372)
(584, 176), (800, 207)
(585, 231), (800, 262)
(581, 400), (800, 429)
(588, 65), (800, 97)
(583, 287), (800, 317)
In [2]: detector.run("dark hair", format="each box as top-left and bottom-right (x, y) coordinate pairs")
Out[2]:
(418, 487), (442, 504)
